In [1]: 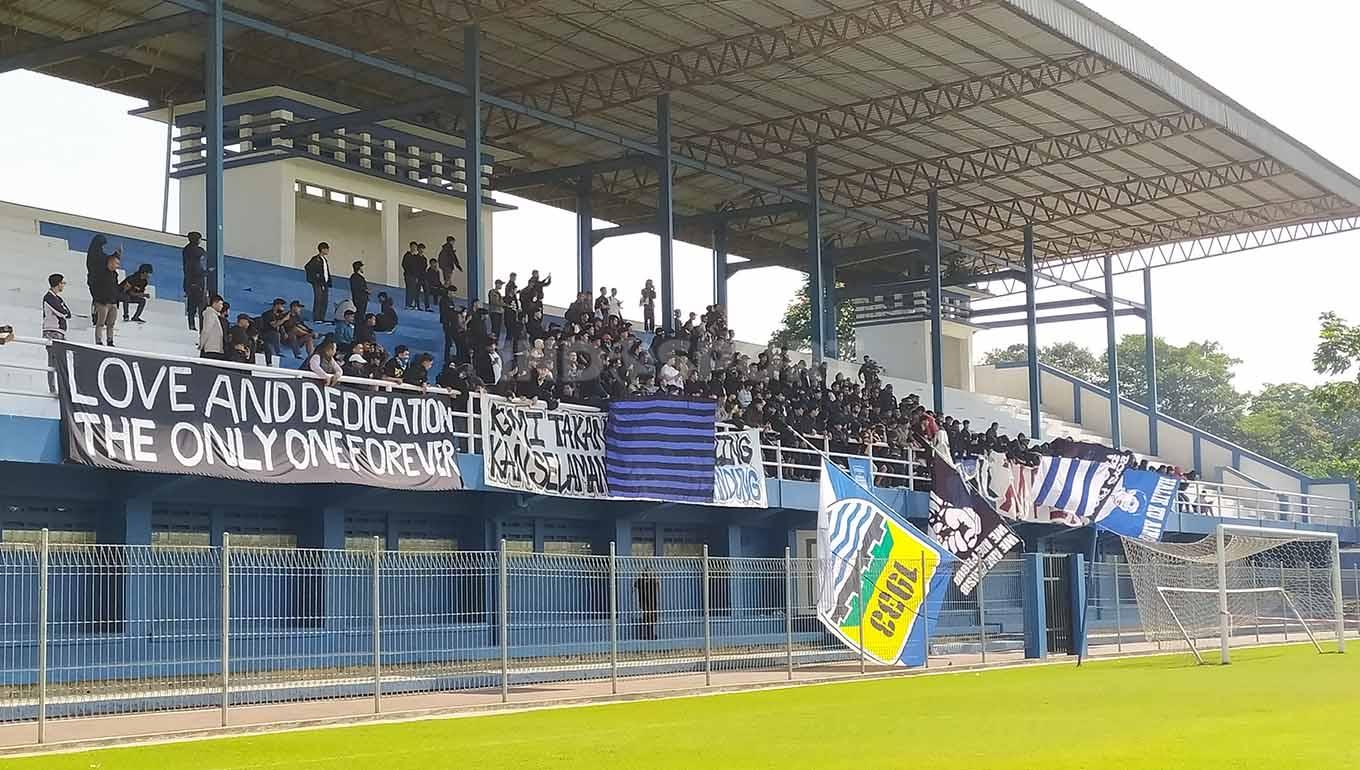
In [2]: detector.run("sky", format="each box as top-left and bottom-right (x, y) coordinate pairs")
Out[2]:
(0, 0), (1357, 392)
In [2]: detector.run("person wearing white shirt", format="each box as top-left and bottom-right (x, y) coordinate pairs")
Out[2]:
(199, 295), (226, 360)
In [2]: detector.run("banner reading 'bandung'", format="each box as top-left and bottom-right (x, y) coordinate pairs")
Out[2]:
(712, 430), (768, 508)
(53, 341), (462, 490)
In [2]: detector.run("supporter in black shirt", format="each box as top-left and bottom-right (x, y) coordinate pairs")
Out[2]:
(375, 293), (399, 333)
(182, 232), (205, 330)
(381, 345), (410, 383)
(402, 353), (434, 387)
(228, 314), (258, 364)
(349, 261), (370, 319)
(355, 313), (377, 346)
(119, 263), (152, 323)
(422, 258), (444, 311)
(401, 241), (423, 309)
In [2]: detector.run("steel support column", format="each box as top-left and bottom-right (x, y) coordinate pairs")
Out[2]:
(713, 222), (728, 310)
(657, 94), (675, 329)
(806, 148), (825, 363)
(1024, 224), (1041, 440)
(823, 244), (838, 361)
(463, 25), (484, 306)
(576, 175), (593, 294)
(204, 0), (225, 297)
(1143, 269), (1159, 456)
(928, 189), (944, 414)
(1104, 253), (1122, 448)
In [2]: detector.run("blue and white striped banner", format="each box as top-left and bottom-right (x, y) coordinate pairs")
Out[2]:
(604, 397), (717, 503)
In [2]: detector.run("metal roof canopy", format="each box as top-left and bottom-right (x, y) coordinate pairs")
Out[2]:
(5, 0), (1360, 294)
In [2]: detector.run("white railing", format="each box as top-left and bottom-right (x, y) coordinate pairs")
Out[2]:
(1, 337), (1353, 527)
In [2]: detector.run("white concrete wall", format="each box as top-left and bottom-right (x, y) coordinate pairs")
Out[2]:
(179, 162), (292, 266)
(294, 194), (384, 276)
(397, 208), (467, 290)
(854, 319), (975, 387)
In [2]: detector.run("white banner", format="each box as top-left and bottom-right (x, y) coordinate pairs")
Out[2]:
(712, 429), (768, 509)
(482, 399), (610, 498)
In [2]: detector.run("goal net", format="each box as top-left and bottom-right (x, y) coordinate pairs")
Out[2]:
(1122, 525), (1345, 664)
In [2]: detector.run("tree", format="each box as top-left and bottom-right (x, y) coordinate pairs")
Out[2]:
(768, 277), (856, 360)
(1236, 383), (1349, 480)
(1115, 336), (1247, 439)
(979, 341), (1105, 384)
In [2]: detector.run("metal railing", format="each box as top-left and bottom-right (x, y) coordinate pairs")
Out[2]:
(0, 337), (1353, 526)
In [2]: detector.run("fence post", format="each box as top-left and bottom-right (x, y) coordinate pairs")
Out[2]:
(609, 541), (618, 694)
(920, 551), (929, 670)
(1281, 563), (1289, 642)
(784, 546), (794, 680)
(499, 538), (509, 702)
(36, 528), (48, 745)
(977, 573), (988, 665)
(372, 536), (382, 714)
(702, 544), (712, 686)
(1112, 561), (1122, 653)
(220, 531), (231, 727)
(1353, 566), (1359, 638)
(856, 547), (866, 675)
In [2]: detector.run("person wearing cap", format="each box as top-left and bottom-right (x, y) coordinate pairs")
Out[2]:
(228, 313), (259, 364)
(183, 231), (206, 330)
(349, 260), (369, 318)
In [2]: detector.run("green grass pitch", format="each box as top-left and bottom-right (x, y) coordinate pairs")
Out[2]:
(12, 644), (1357, 769)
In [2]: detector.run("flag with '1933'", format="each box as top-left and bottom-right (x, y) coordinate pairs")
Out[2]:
(816, 460), (954, 667)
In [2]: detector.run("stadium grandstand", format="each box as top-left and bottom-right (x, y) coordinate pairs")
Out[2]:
(0, 0), (1356, 752)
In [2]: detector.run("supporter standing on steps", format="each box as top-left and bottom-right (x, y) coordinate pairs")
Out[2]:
(90, 252), (121, 346)
(85, 234), (121, 322)
(639, 279), (656, 332)
(199, 295), (226, 360)
(41, 273), (71, 341)
(401, 241), (423, 309)
(349, 261), (370, 319)
(438, 235), (461, 287)
(182, 231), (206, 331)
(304, 242), (333, 323)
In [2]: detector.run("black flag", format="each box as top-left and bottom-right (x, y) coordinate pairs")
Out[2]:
(928, 453), (1022, 595)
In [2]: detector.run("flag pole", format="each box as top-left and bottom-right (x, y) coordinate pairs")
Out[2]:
(1076, 524), (1100, 667)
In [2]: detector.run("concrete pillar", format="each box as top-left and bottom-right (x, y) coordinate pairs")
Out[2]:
(381, 200), (401, 286)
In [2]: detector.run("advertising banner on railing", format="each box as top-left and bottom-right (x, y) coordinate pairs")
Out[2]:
(482, 398), (611, 498)
(712, 429), (768, 508)
(816, 459), (953, 667)
(52, 341), (463, 490)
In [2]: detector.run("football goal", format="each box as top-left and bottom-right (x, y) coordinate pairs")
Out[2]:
(1122, 524), (1346, 665)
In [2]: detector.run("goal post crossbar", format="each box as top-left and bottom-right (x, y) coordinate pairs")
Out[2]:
(1124, 524), (1345, 665)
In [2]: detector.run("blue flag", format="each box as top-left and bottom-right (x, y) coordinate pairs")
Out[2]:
(604, 396), (717, 503)
(1095, 469), (1176, 541)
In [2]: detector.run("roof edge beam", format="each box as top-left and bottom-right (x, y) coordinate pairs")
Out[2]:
(0, 13), (202, 74)
(594, 201), (804, 243)
(496, 156), (652, 191)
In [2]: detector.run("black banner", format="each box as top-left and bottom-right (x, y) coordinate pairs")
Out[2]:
(52, 342), (463, 490)
(928, 454), (1021, 595)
